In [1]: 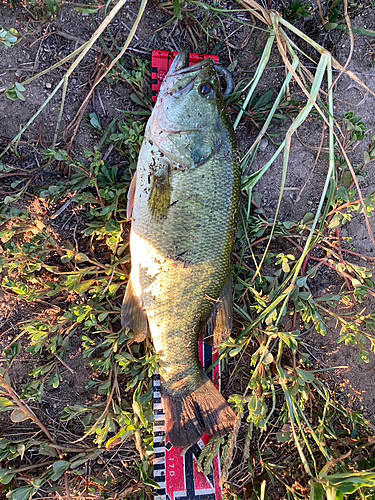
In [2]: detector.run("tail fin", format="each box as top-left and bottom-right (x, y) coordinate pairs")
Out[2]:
(162, 372), (236, 449)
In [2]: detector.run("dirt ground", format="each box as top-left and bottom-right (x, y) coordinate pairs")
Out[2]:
(1, 0), (375, 497)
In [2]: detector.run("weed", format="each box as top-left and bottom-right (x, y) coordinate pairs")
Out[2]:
(318, 0), (375, 37)
(5, 0), (62, 20)
(5, 82), (25, 102)
(284, 0), (312, 23)
(105, 57), (152, 113)
(0, 140), (163, 496)
(0, 26), (18, 48)
(221, 103), (375, 496)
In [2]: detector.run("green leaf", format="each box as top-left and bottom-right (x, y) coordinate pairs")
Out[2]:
(343, 171), (353, 189)
(296, 368), (315, 383)
(106, 427), (134, 448)
(282, 260), (290, 273)
(265, 309), (277, 325)
(51, 460), (70, 481)
(309, 480), (325, 500)
(7, 485), (33, 500)
(296, 276), (307, 287)
(4, 342), (21, 363)
(108, 283), (121, 294)
(15, 82), (25, 92)
(75, 253), (89, 263)
(324, 472), (375, 493)
(276, 427), (292, 443)
(74, 280), (95, 294)
(38, 443), (59, 457)
(0, 397), (14, 411)
(324, 22), (338, 30)
(69, 456), (90, 469)
(70, 449), (103, 469)
(0, 469), (15, 485)
(302, 212), (314, 224)
(229, 346), (242, 357)
(104, 219), (121, 235)
(173, 0), (182, 19)
(0, 26), (19, 48)
(248, 395), (262, 415)
(98, 312), (108, 321)
(88, 112), (102, 131)
(98, 380), (111, 394)
(75, 6), (99, 13)
(48, 372), (60, 389)
(130, 92), (147, 107)
(144, 477), (162, 488)
(283, 220), (294, 229)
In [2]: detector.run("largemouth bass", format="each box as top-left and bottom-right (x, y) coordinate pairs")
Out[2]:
(122, 49), (240, 449)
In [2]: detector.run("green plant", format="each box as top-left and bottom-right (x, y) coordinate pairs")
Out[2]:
(0, 26), (18, 48)
(284, 0), (312, 23)
(318, 0), (375, 37)
(106, 57), (152, 113)
(0, 132), (166, 494)
(5, 82), (25, 102)
(6, 0), (62, 20)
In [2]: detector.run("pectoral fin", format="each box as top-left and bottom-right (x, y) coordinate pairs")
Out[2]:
(202, 274), (233, 347)
(148, 165), (171, 219)
(121, 277), (148, 342)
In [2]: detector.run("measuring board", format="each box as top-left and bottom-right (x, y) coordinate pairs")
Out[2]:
(153, 341), (222, 500)
(151, 50), (224, 500)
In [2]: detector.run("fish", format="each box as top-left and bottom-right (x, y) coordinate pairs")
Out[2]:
(122, 49), (240, 449)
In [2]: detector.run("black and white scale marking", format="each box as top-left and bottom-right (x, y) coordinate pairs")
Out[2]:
(153, 373), (167, 499)
(153, 341), (220, 500)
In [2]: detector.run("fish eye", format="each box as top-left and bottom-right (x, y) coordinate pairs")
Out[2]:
(199, 83), (213, 97)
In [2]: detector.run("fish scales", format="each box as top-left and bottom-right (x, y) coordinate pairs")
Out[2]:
(122, 49), (240, 448)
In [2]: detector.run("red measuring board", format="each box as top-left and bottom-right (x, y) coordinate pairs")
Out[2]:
(151, 51), (220, 102)
(153, 342), (222, 500)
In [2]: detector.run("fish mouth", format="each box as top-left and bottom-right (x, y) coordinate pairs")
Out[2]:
(167, 49), (214, 98)
(168, 47), (190, 74)
(169, 49), (211, 77)
(168, 49), (233, 97)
